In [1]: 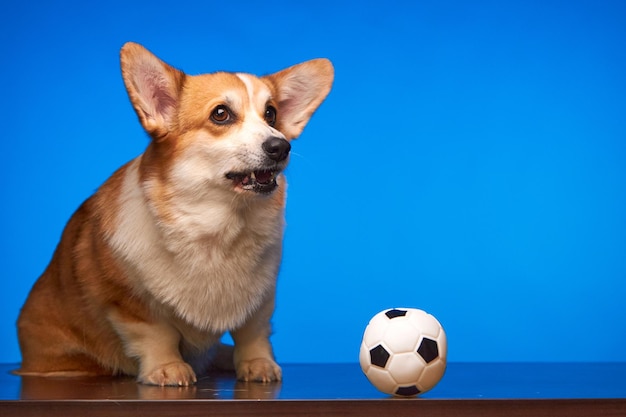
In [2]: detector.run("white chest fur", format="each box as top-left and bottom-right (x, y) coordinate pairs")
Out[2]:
(107, 159), (284, 333)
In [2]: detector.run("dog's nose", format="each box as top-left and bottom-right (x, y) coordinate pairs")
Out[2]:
(262, 137), (291, 162)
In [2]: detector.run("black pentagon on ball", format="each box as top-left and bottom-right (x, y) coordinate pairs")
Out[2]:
(369, 344), (391, 368)
(396, 385), (421, 397)
(385, 309), (408, 319)
(417, 337), (439, 364)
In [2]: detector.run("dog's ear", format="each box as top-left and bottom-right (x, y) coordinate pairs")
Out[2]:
(120, 42), (186, 140)
(265, 59), (334, 139)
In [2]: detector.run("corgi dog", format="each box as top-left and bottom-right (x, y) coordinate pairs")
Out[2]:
(16, 42), (333, 386)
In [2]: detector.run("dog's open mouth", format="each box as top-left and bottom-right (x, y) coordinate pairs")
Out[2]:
(226, 170), (279, 194)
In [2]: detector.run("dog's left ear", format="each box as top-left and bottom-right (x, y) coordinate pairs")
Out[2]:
(265, 59), (334, 139)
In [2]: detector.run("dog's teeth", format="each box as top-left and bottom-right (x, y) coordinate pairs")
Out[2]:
(250, 171), (256, 180)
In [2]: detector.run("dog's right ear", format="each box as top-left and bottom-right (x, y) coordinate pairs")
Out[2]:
(120, 42), (186, 140)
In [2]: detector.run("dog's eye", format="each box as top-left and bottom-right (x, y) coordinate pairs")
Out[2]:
(210, 105), (233, 124)
(264, 105), (277, 127)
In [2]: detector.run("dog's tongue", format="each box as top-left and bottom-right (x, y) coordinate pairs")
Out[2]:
(254, 170), (274, 184)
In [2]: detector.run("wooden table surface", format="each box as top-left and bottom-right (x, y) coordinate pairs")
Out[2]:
(1, 362), (625, 416)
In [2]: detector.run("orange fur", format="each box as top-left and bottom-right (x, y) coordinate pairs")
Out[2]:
(17, 42), (333, 386)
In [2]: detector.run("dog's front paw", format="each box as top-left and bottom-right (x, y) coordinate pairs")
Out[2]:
(139, 361), (197, 386)
(236, 358), (282, 383)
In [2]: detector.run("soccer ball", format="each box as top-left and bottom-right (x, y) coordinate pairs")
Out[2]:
(359, 308), (447, 397)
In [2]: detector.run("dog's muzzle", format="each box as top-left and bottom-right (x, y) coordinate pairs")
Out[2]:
(225, 137), (290, 194)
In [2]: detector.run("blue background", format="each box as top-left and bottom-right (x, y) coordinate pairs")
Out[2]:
(1, 0), (625, 364)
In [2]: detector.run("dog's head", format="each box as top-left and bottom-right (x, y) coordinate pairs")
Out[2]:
(120, 42), (333, 197)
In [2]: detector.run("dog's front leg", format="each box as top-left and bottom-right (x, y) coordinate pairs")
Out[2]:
(110, 312), (196, 386)
(231, 298), (282, 383)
